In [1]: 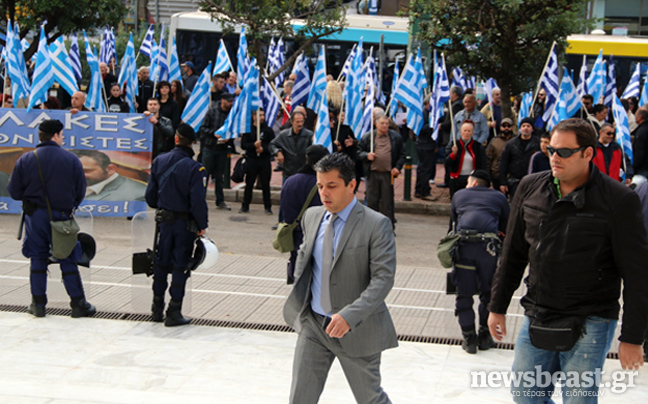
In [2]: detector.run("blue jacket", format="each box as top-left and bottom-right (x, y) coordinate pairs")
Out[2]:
(451, 185), (510, 235)
(8, 141), (85, 212)
(145, 146), (208, 230)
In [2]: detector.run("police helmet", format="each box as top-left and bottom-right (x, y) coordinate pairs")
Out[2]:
(630, 175), (647, 190)
(76, 232), (96, 268)
(190, 236), (219, 271)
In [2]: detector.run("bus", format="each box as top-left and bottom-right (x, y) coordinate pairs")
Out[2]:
(168, 11), (410, 92)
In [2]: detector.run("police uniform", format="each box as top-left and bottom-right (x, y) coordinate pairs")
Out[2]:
(7, 119), (96, 318)
(145, 123), (208, 326)
(449, 170), (509, 353)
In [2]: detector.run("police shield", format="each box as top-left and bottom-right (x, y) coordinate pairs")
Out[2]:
(130, 210), (192, 314)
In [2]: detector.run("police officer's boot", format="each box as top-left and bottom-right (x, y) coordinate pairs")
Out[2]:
(461, 329), (478, 354)
(478, 326), (495, 350)
(164, 300), (190, 327)
(70, 298), (97, 318)
(151, 295), (165, 322)
(28, 296), (46, 318)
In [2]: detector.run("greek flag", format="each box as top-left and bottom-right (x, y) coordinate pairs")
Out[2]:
(367, 54), (385, 105)
(345, 41), (365, 139)
(539, 44), (559, 124)
(484, 78), (498, 105)
(612, 93), (633, 165)
(314, 89), (332, 152)
(4, 20), (30, 105)
(168, 35), (183, 87)
(27, 26), (54, 111)
(430, 57), (450, 141)
(213, 39), (232, 76)
(83, 32), (106, 112)
(182, 61), (212, 131)
(586, 50), (606, 104)
(100, 27), (115, 65)
(640, 77), (648, 107)
(237, 27), (250, 87)
(217, 59), (260, 139)
(518, 92), (533, 129)
(622, 63), (640, 99)
(149, 39), (159, 81)
(547, 68), (581, 131)
(389, 57), (400, 118)
(307, 45), (327, 111)
(360, 55), (375, 136)
(157, 37), (169, 83)
(69, 32), (82, 82)
(604, 57), (616, 108)
(451, 67), (467, 91)
(291, 55), (311, 108)
(340, 44), (356, 80)
(393, 49), (425, 135)
(48, 37), (79, 98)
(267, 37), (285, 88)
(261, 76), (281, 128)
(118, 33), (137, 113)
(139, 25), (155, 58)
(577, 55), (588, 97)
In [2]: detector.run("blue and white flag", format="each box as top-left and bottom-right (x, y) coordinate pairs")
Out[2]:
(181, 61), (213, 131)
(314, 89), (332, 152)
(345, 40), (365, 138)
(139, 25), (155, 58)
(430, 57), (450, 141)
(4, 20), (30, 105)
(340, 44), (356, 80)
(518, 92), (533, 129)
(237, 27), (250, 87)
(577, 55), (588, 98)
(49, 37), (79, 98)
(307, 45), (327, 111)
(484, 78), (498, 106)
(168, 35), (183, 87)
(27, 26), (54, 111)
(291, 54), (311, 108)
(157, 37), (169, 83)
(393, 49), (425, 135)
(451, 67), (467, 91)
(539, 43), (559, 125)
(612, 93), (633, 166)
(217, 59), (261, 139)
(622, 63), (641, 99)
(547, 68), (581, 131)
(587, 50), (606, 104)
(389, 56), (400, 118)
(213, 39), (232, 76)
(69, 32), (82, 82)
(604, 57), (616, 108)
(149, 39), (159, 81)
(261, 76), (281, 128)
(118, 33), (137, 113)
(360, 55), (375, 137)
(100, 27), (115, 65)
(640, 77), (648, 107)
(367, 54), (385, 105)
(267, 37), (285, 88)
(83, 32), (106, 112)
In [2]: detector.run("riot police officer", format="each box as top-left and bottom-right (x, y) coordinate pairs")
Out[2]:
(145, 123), (208, 326)
(8, 119), (96, 318)
(449, 169), (509, 353)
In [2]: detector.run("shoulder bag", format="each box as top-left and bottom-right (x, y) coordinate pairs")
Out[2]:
(272, 185), (318, 253)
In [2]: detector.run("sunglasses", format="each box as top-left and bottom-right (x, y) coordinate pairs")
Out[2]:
(604, 131), (615, 136)
(546, 146), (586, 158)
(501, 124), (512, 128)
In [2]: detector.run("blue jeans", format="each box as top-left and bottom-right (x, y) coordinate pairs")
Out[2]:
(511, 316), (617, 404)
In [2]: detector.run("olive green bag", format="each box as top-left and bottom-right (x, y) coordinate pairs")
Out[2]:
(436, 232), (461, 268)
(272, 185), (318, 253)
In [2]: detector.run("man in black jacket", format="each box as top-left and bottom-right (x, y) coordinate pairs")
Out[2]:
(632, 108), (648, 177)
(489, 118), (648, 401)
(498, 117), (540, 201)
(437, 86), (464, 188)
(239, 109), (275, 214)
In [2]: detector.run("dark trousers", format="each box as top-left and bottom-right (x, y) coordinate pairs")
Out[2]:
(202, 147), (228, 205)
(243, 157), (272, 210)
(24, 209), (86, 306)
(415, 144), (436, 196)
(450, 241), (497, 331)
(366, 171), (395, 227)
(448, 175), (469, 199)
(153, 219), (194, 302)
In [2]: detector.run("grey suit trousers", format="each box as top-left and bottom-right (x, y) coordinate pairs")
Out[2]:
(289, 309), (391, 404)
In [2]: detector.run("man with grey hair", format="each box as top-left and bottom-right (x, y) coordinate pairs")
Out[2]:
(437, 86), (464, 188)
(593, 122), (632, 183)
(454, 94), (489, 145)
(136, 66), (154, 113)
(68, 91), (90, 114)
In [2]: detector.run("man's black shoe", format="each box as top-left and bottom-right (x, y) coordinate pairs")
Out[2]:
(71, 299), (96, 318)
(461, 330), (478, 354)
(436, 183), (448, 188)
(265, 209), (273, 215)
(28, 302), (46, 318)
(239, 207), (249, 213)
(217, 202), (231, 211)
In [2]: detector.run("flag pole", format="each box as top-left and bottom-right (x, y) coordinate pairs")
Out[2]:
(441, 53), (457, 147)
(370, 107), (374, 153)
(385, 54), (410, 118)
(529, 41), (557, 115)
(336, 96), (345, 143)
(261, 68), (291, 116)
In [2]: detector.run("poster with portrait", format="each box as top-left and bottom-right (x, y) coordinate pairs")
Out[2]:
(0, 108), (153, 217)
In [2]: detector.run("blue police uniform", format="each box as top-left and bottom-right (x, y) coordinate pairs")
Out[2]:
(145, 145), (208, 324)
(450, 185), (509, 352)
(8, 139), (91, 314)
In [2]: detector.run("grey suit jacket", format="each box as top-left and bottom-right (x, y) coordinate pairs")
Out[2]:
(85, 175), (147, 201)
(283, 201), (398, 358)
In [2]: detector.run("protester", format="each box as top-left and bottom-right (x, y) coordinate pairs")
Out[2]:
(239, 109), (275, 214)
(445, 120), (488, 198)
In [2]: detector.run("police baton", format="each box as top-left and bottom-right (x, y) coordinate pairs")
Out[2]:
(17, 212), (24, 240)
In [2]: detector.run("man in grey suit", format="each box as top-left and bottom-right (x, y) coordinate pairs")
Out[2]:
(283, 153), (398, 404)
(73, 150), (146, 201)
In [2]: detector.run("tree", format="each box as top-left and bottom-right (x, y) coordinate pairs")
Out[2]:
(410, 0), (594, 117)
(0, 0), (127, 60)
(198, 0), (347, 82)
